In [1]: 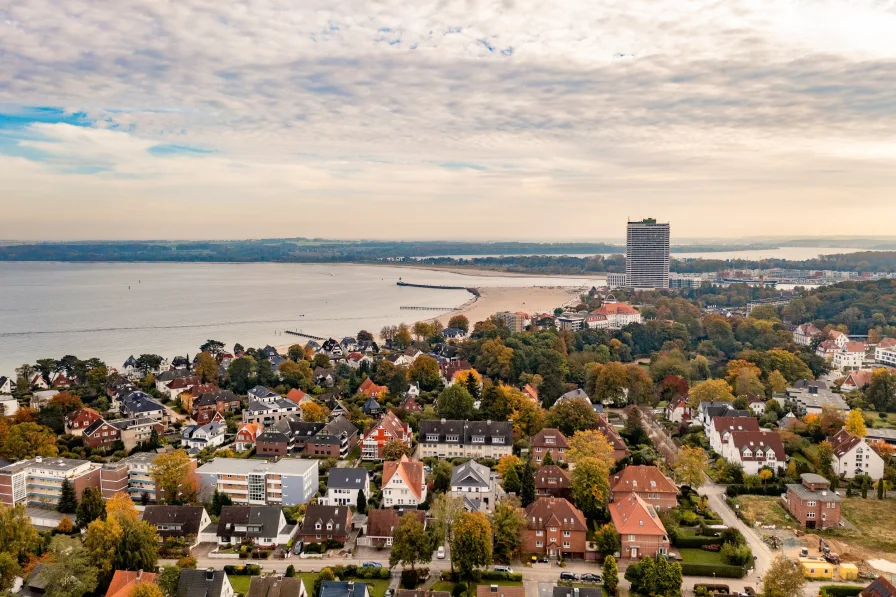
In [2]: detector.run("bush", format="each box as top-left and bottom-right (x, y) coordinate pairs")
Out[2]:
(479, 572), (523, 582)
(720, 543), (753, 566)
(700, 544), (721, 552)
(673, 535), (720, 548)
(679, 563), (745, 578)
(680, 511), (699, 525)
(725, 484), (786, 498)
(401, 569), (420, 589)
(820, 586), (863, 597)
(880, 412), (888, 419)
(286, 565), (295, 578)
(452, 583), (468, 597)
(223, 564), (262, 576)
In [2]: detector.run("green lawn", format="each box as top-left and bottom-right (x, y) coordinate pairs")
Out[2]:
(229, 576), (252, 595)
(678, 548), (725, 564)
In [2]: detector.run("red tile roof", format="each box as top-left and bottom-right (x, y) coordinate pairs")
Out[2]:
(712, 416), (760, 437)
(592, 301), (639, 316)
(535, 465), (571, 490)
(524, 497), (586, 532)
(609, 493), (667, 536)
(730, 430), (785, 461)
(383, 455), (424, 501)
(106, 571), (158, 597)
(611, 465), (678, 495)
(530, 428), (569, 449)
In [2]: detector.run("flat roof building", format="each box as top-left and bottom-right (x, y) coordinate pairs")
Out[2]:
(626, 218), (670, 289)
(195, 458), (318, 506)
(0, 456), (102, 507)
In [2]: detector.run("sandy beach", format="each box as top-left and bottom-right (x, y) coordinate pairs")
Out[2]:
(384, 262), (609, 279)
(434, 285), (583, 328)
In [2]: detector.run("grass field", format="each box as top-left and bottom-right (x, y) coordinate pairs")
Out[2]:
(678, 548), (725, 564)
(818, 498), (896, 555)
(732, 495), (797, 528)
(229, 576), (252, 595)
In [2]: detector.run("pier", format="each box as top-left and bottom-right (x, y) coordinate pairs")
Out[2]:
(284, 330), (326, 341)
(396, 279), (479, 296)
(400, 306), (457, 311)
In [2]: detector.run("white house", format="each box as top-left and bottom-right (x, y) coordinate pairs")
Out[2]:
(182, 421), (226, 452)
(665, 394), (691, 423)
(449, 460), (504, 513)
(793, 323), (822, 347)
(0, 394), (19, 416)
(829, 429), (885, 480)
(589, 297), (643, 329)
(833, 342), (866, 371)
(747, 395), (767, 416)
(216, 505), (295, 547)
(0, 376), (16, 395)
(709, 417), (760, 454)
(320, 468), (370, 507)
(382, 455), (427, 507)
(875, 338), (896, 367)
(722, 430), (786, 475)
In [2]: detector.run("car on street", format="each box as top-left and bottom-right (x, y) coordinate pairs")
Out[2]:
(494, 566), (513, 573)
(581, 574), (602, 583)
(437, 546), (446, 559)
(363, 562), (383, 568)
(560, 573), (579, 581)
(293, 541), (304, 555)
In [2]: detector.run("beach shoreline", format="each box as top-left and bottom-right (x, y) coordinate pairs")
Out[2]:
(368, 262), (609, 279)
(431, 285), (584, 328)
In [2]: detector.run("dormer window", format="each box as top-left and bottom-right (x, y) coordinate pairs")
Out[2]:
(446, 434), (460, 442)
(327, 523), (333, 530)
(426, 434), (439, 442)
(493, 436), (505, 444)
(471, 436), (485, 444)
(315, 523), (321, 530)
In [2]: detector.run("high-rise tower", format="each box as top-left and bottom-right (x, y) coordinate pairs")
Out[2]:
(626, 218), (670, 289)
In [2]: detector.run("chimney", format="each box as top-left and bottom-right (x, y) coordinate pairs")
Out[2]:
(137, 570), (143, 580)
(441, 418), (446, 424)
(574, 589), (579, 597)
(206, 568), (215, 581)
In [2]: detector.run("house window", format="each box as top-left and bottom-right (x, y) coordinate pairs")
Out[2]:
(628, 535), (636, 541)
(536, 541), (543, 547)
(807, 511), (816, 519)
(535, 447), (542, 452)
(563, 531), (571, 537)
(536, 530), (543, 536)
(446, 435), (459, 442)
(807, 501), (816, 507)
(549, 527), (557, 532)
(563, 542), (570, 548)
(315, 523), (321, 530)
(426, 434), (439, 442)
(493, 437), (505, 444)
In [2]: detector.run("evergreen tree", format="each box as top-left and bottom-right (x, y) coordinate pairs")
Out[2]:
(465, 372), (480, 399)
(541, 450), (554, 466)
(285, 565), (296, 578)
(878, 480), (885, 500)
(76, 487), (105, 528)
(520, 460), (535, 507)
(603, 555), (619, 596)
(357, 489), (367, 514)
(148, 428), (161, 450)
(209, 488), (232, 516)
(503, 465), (521, 495)
(57, 478), (78, 514)
(862, 476), (869, 498)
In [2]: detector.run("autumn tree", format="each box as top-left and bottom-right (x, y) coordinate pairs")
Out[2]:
(389, 512), (432, 571)
(448, 315), (470, 333)
(0, 503), (39, 558)
(476, 339), (515, 381)
(674, 446), (707, 488)
(301, 402), (330, 422)
(603, 555), (619, 595)
(85, 493), (159, 585)
(409, 355), (442, 392)
(0, 422), (58, 460)
(129, 583), (165, 597)
(768, 370), (788, 394)
(490, 497), (526, 563)
(815, 441), (836, 480)
(763, 556), (806, 597)
(567, 429), (615, 468)
(195, 352), (218, 383)
(42, 535), (98, 597)
(687, 379), (735, 409)
(571, 457), (610, 518)
(0, 552), (19, 592)
(381, 439), (410, 461)
(593, 362), (629, 405)
(48, 391), (84, 414)
(76, 487), (106, 528)
(436, 385), (475, 420)
(429, 494), (465, 547)
(867, 369), (896, 412)
(845, 409), (867, 437)
(150, 450), (197, 505)
(450, 512), (492, 579)
(544, 397), (599, 436)
(496, 454), (522, 479)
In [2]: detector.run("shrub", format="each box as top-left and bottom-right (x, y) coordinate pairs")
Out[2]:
(401, 569), (420, 589)
(679, 563), (745, 578)
(820, 586), (863, 597)
(680, 511), (699, 525)
(223, 564), (262, 576)
(725, 484), (786, 497)
(452, 583), (468, 597)
(700, 544), (721, 552)
(720, 542), (753, 566)
(673, 535), (720, 549)
(285, 565), (295, 578)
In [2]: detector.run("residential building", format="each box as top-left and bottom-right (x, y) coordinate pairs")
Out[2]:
(361, 411), (412, 460)
(609, 493), (670, 559)
(120, 392), (166, 420)
(195, 458), (318, 506)
(708, 417), (761, 454)
(449, 460), (504, 512)
(419, 419), (513, 460)
(29, 389), (59, 410)
(383, 455), (427, 507)
(242, 397), (300, 426)
(556, 388), (590, 403)
(177, 569), (235, 597)
(522, 384), (539, 403)
(495, 311), (529, 333)
(534, 465), (571, 498)
(478, 587), (525, 597)
(319, 582), (368, 597)
(321, 468), (370, 507)
(182, 421), (226, 453)
(793, 323), (823, 347)
(783, 473), (841, 529)
(555, 313), (585, 332)
(64, 407), (103, 436)
(595, 417), (631, 461)
(828, 428), (885, 480)
(362, 397), (381, 416)
(304, 415), (359, 458)
(610, 465), (679, 511)
(861, 577), (896, 597)
(697, 401), (747, 427)
(84, 417), (164, 452)
(0, 376), (15, 394)
(217, 505), (296, 547)
(841, 371), (873, 393)
(0, 456), (101, 507)
(747, 394), (767, 415)
(164, 375), (202, 402)
(296, 504), (352, 544)
(274, 418), (327, 455)
(607, 273), (628, 289)
(192, 390), (241, 425)
(723, 430), (786, 475)
(358, 377), (388, 399)
(100, 451), (197, 502)
(106, 571), (159, 597)
(529, 428), (569, 463)
(0, 395), (17, 417)
(142, 505), (212, 540)
(248, 577), (307, 597)
(626, 218), (670, 289)
(785, 382), (850, 415)
(590, 297), (643, 329)
(833, 342), (867, 371)
(664, 395), (691, 423)
(248, 385), (280, 401)
(235, 421), (265, 452)
(363, 508), (426, 547)
(875, 338), (896, 367)
(521, 497), (587, 558)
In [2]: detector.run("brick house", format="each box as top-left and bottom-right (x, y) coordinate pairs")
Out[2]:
(609, 493), (670, 560)
(783, 473), (841, 529)
(529, 428), (568, 464)
(192, 390), (241, 425)
(534, 465), (571, 499)
(521, 497), (587, 558)
(83, 419), (123, 451)
(364, 509), (426, 547)
(595, 417), (631, 461)
(358, 377), (387, 399)
(65, 407), (103, 436)
(610, 465), (679, 512)
(256, 430), (291, 458)
(361, 411), (412, 460)
(304, 415), (359, 458)
(296, 504), (352, 544)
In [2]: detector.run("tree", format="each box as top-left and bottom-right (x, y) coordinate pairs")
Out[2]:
(158, 566), (182, 597)
(496, 454), (522, 479)
(603, 555), (619, 596)
(381, 439), (411, 461)
(209, 488), (233, 517)
(502, 465), (521, 495)
(432, 460), (454, 494)
(409, 356), (442, 392)
(301, 402), (330, 422)
(0, 503), (38, 557)
(815, 441), (836, 480)
(520, 460), (536, 507)
(357, 488), (367, 514)
(436, 385), (475, 420)
(674, 446), (707, 488)
(57, 478), (78, 514)
(624, 555), (682, 597)
(285, 564), (296, 577)
(0, 422), (58, 459)
(448, 315), (470, 333)
(544, 397), (599, 436)
(846, 409), (867, 437)
(490, 497), (526, 563)
(593, 523), (620, 556)
(735, 368), (765, 397)
(195, 352), (219, 383)
(687, 379), (735, 409)
(571, 457), (610, 518)
(567, 429), (614, 467)
(389, 512), (432, 571)
(394, 324), (413, 349)
(429, 494), (465, 548)
(0, 552), (19, 592)
(768, 370), (788, 394)
(48, 391), (84, 414)
(763, 556), (807, 597)
(868, 369), (896, 412)
(541, 450), (554, 466)
(593, 362), (629, 405)
(135, 354), (163, 376)
(42, 535), (98, 597)
(200, 339), (225, 356)
(450, 512), (492, 579)
(477, 339), (515, 381)
(314, 568), (337, 597)
(150, 449), (198, 504)
(227, 356), (256, 394)
(129, 583), (165, 597)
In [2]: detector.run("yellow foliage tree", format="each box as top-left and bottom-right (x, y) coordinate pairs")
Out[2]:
(453, 369), (483, 388)
(149, 450), (197, 505)
(57, 515), (73, 534)
(301, 402), (330, 422)
(567, 430), (615, 469)
(496, 455), (522, 479)
(106, 491), (139, 522)
(129, 582), (165, 597)
(687, 379), (735, 409)
(845, 409), (867, 437)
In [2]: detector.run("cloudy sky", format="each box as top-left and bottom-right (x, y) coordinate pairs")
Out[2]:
(2, 0), (896, 241)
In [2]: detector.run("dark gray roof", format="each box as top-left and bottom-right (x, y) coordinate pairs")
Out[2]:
(143, 505), (207, 536)
(247, 577), (306, 597)
(319, 415), (358, 438)
(319, 582), (369, 597)
(327, 468), (368, 490)
(553, 588), (602, 597)
(257, 431), (290, 444)
(178, 569), (230, 597)
(786, 483), (841, 502)
(249, 385), (279, 398)
(450, 460), (489, 488)
(419, 419), (513, 446)
(299, 504), (351, 535)
(217, 506), (282, 538)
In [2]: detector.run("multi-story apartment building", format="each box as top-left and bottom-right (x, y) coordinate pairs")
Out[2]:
(0, 456), (102, 507)
(242, 397), (301, 426)
(721, 430), (786, 475)
(304, 415), (359, 458)
(449, 460), (503, 512)
(529, 428), (568, 463)
(192, 390), (242, 425)
(534, 465), (571, 498)
(828, 428), (885, 480)
(495, 311), (529, 333)
(626, 218), (670, 289)
(361, 411), (412, 460)
(610, 493), (670, 559)
(521, 497), (587, 558)
(382, 455), (427, 507)
(419, 419), (513, 460)
(100, 451), (198, 502)
(609, 465), (678, 512)
(783, 473), (841, 529)
(589, 298), (643, 329)
(64, 407), (103, 436)
(195, 458), (318, 506)
(875, 338), (896, 367)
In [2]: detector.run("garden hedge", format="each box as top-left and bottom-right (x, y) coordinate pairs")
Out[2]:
(820, 586), (863, 597)
(679, 563), (746, 578)
(673, 535), (721, 548)
(223, 565), (262, 576)
(725, 484), (786, 497)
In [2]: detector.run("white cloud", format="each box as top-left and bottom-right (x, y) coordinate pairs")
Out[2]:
(1, 0), (896, 240)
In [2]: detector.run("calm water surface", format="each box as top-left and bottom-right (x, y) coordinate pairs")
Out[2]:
(0, 262), (604, 374)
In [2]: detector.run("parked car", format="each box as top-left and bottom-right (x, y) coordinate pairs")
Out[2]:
(437, 546), (446, 559)
(560, 573), (579, 581)
(293, 541), (304, 555)
(363, 562), (383, 568)
(494, 566), (513, 573)
(581, 574), (602, 583)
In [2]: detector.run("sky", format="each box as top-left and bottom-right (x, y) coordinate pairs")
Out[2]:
(2, 0), (896, 241)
